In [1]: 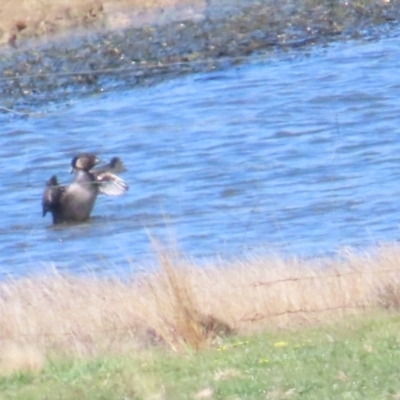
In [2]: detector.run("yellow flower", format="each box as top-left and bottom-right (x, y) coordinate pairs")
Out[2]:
(258, 358), (269, 364)
(273, 341), (288, 348)
(231, 341), (249, 347)
(217, 341), (249, 351)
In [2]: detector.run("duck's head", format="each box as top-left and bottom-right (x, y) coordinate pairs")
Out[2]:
(71, 153), (99, 172)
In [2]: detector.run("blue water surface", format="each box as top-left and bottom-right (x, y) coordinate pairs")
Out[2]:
(1, 33), (400, 277)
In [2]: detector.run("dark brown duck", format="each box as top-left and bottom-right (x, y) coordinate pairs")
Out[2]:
(42, 153), (128, 224)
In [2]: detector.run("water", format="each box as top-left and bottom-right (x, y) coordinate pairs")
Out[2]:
(1, 33), (400, 278)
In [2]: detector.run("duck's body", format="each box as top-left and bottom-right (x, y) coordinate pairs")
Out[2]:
(42, 154), (128, 224)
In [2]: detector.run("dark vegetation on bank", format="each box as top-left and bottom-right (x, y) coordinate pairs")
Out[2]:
(1, 0), (400, 111)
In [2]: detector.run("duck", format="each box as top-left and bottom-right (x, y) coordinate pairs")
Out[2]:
(42, 153), (128, 224)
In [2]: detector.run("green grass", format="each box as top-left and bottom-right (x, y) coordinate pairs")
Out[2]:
(2, 312), (400, 400)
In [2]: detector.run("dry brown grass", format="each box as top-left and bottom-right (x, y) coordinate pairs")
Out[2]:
(1, 243), (400, 370)
(0, 0), (204, 46)
(0, 343), (45, 375)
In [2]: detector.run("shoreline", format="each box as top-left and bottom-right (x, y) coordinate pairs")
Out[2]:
(0, 0), (396, 48)
(1, 0), (399, 111)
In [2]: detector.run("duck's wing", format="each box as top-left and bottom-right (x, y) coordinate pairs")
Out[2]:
(107, 157), (126, 173)
(92, 157), (126, 174)
(96, 172), (128, 196)
(42, 175), (64, 217)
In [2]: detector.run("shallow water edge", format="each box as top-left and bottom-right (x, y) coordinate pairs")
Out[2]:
(1, 0), (400, 111)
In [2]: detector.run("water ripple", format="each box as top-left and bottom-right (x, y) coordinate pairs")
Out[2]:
(2, 34), (400, 277)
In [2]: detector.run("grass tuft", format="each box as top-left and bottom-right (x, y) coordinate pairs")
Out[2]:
(137, 242), (234, 351)
(149, 249), (212, 351)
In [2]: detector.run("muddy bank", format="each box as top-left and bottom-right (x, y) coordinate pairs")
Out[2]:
(0, 0), (399, 111)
